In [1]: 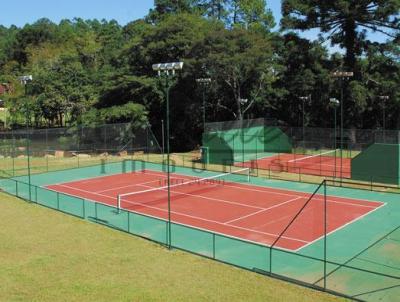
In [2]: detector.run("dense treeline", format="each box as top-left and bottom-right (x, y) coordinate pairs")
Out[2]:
(0, 0), (399, 150)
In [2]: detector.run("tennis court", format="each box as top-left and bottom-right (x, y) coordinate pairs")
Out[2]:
(45, 168), (382, 251)
(239, 150), (352, 178)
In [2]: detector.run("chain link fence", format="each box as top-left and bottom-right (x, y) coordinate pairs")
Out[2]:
(0, 123), (161, 178)
(202, 119), (400, 191)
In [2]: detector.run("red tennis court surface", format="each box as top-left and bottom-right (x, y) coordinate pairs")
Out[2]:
(46, 170), (382, 251)
(239, 153), (352, 178)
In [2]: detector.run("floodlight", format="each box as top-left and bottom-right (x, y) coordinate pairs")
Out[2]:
(152, 62), (184, 74)
(196, 78), (211, 84)
(19, 75), (33, 85)
(329, 98), (340, 105)
(152, 64), (161, 71)
(332, 71), (353, 78)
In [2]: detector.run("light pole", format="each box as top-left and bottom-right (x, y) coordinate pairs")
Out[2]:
(299, 95), (311, 148)
(196, 78), (211, 132)
(330, 98), (340, 178)
(332, 71), (353, 180)
(239, 98), (248, 164)
(19, 75), (33, 200)
(161, 119), (165, 161)
(378, 95), (389, 142)
(152, 62), (183, 249)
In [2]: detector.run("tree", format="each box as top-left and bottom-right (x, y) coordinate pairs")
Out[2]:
(195, 0), (229, 20)
(271, 33), (331, 127)
(281, 0), (400, 71)
(200, 27), (276, 120)
(12, 18), (57, 65)
(147, 0), (196, 23)
(230, 0), (275, 31)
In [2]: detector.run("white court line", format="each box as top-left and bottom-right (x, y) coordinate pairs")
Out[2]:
(44, 183), (300, 251)
(46, 183), (308, 244)
(95, 169), (381, 209)
(118, 196), (309, 244)
(294, 202), (387, 252)
(47, 170), (385, 249)
(143, 170), (383, 208)
(208, 181), (379, 209)
(97, 179), (164, 193)
(224, 197), (303, 224)
(48, 171), (127, 186)
(134, 183), (267, 211)
(287, 150), (339, 163)
(52, 178), (384, 253)
(53, 179), (384, 244)
(47, 168), (148, 187)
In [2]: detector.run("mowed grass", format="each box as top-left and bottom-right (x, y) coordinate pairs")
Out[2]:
(0, 194), (345, 302)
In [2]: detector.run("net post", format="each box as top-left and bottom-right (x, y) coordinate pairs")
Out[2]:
(247, 168), (250, 182)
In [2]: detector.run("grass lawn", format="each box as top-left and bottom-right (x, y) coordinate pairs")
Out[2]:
(0, 193), (345, 302)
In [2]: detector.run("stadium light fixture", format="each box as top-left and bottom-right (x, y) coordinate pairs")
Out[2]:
(152, 62), (184, 76)
(329, 98), (340, 106)
(152, 61), (184, 249)
(18, 75), (33, 85)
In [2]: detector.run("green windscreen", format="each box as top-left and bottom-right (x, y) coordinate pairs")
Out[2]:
(202, 126), (292, 164)
(351, 143), (400, 185)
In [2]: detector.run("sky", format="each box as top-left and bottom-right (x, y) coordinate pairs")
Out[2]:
(0, 0), (388, 45)
(0, 0), (283, 29)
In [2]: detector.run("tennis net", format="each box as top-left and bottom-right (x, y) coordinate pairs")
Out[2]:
(287, 149), (340, 168)
(117, 168), (250, 211)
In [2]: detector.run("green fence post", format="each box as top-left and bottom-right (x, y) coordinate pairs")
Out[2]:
(101, 159), (106, 174)
(269, 246), (272, 275)
(26, 129), (32, 201)
(82, 198), (85, 219)
(12, 134), (15, 177)
(122, 160), (127, 173)
(165, 221), (169, 247)
(56, 192), (60, 210)
(255, 137), (258, 161)
(323, 180), (327, 291)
